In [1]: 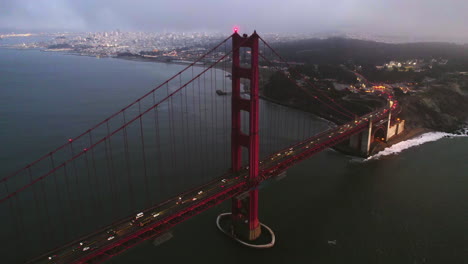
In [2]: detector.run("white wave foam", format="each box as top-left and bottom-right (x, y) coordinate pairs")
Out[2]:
(456, 126), (468, 136)
(366, 131), (467, 161)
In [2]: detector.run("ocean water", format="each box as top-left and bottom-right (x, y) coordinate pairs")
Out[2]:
(109, 133), (468, 264)
(1, 47), (468, 264)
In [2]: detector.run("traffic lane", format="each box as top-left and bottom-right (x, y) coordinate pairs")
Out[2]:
(39, 172), (246, 264)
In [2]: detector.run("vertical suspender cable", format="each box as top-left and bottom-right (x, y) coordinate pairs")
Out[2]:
(138, 100), (150, 206)
(28, 167), (44, 241)
(105, 120), (117, 218)
(179, 74), (187, 187)
(198, 70), (205, 181)
(4, 182), (19, 239)
(69, 141), (84, 223)
(14, 195), (24, 246)
(214, 64), (219, 171)
(62, 163), (73, 234)
(203, 64), (209, 181)
(122, 110), (135, 212)
(89, 132), (101, 214)
(168, 82), (177, 189)
(209, 66), (214, 174)
(50, 154), (68, 241)
(152, 91), (163, 201)
(184, 70), (191, 182)
(83, 149), (95, 216)
(40, 175), (52, 244)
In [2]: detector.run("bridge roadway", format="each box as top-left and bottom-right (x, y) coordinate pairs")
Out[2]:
(33, 107), (392, 264)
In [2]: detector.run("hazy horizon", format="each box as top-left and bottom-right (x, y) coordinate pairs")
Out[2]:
(1, 0), (467, 43)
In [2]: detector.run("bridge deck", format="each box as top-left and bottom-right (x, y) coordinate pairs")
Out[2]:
(33, 108), (390, 264)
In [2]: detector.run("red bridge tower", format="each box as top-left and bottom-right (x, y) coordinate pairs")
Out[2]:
(217, 31), (275, 247)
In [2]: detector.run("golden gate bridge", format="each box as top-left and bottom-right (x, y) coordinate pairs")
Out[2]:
(0, 31), (400, 264)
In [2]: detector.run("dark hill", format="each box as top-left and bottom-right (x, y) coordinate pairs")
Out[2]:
(272, 38), (468, 66)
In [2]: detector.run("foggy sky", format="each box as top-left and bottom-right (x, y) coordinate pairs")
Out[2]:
(1, 0), (467, 41)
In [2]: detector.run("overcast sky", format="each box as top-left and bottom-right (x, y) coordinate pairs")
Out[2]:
(1, 0), (467, 41)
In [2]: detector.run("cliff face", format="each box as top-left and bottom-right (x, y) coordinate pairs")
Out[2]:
(399, 86), (468, 132)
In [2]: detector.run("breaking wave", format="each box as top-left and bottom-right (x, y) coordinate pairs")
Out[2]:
(366, 130), (467, 161)
(457, 126), (468, 136)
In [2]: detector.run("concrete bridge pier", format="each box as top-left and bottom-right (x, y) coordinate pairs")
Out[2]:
(360, 120), (373, 156)
(348, 120), (373, 157)
(385, 112), (392, 140)
(347, 111), (405, 157)
(217, 190), (275, 248)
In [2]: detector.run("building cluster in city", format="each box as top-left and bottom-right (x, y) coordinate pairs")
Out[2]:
(4, 31), (314, 62)
(376, 58), (448, 72)
(348, 83), (412, 94)
(16, 31), (228, 59)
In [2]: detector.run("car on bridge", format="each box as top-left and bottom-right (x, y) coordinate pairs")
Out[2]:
(106, 229), (117, 241)
(131, 212), (144, 224)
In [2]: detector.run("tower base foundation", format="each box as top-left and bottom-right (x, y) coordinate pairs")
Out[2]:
(216, 213), (275, 248)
